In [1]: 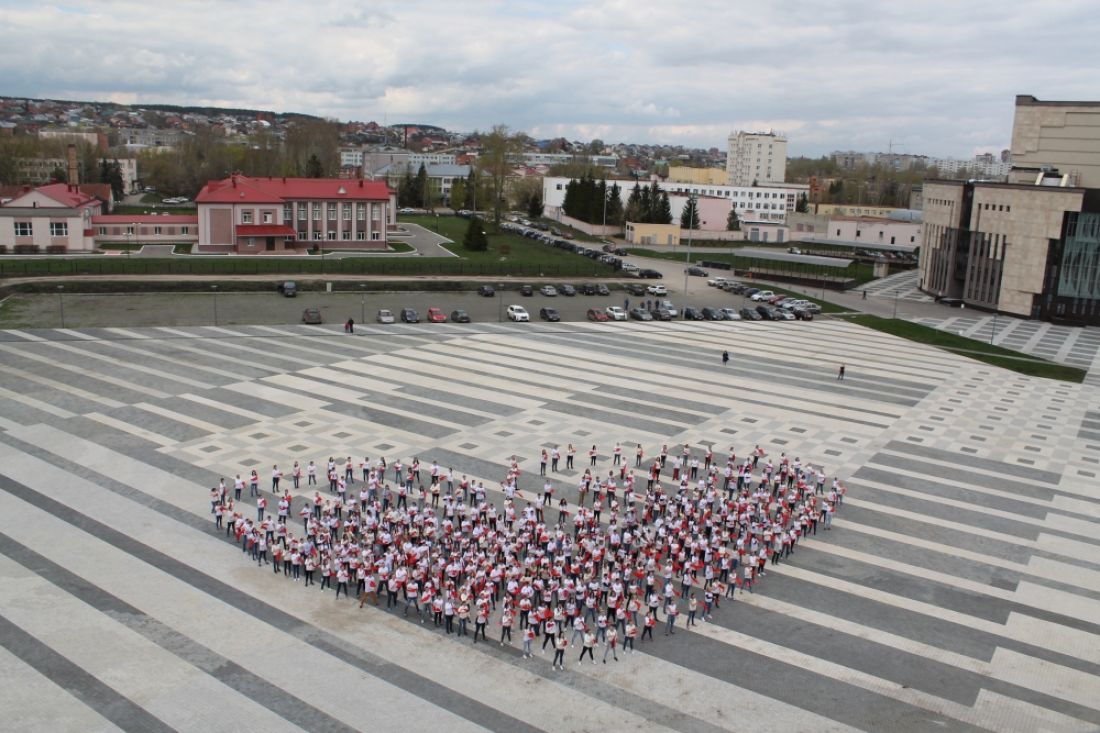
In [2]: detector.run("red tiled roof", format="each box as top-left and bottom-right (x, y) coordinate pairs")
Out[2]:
(0, 182), (101, 209)
(94, 214), (198, 224)
(235, 224), (296, 237)
(197, 175), (392, 204)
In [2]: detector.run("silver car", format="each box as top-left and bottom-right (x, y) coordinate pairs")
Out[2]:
(376, 309), (395, 324)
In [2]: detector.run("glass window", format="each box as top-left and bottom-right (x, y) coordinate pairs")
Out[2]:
(312, 204), (321, 220)
(262, 212), (273, 224)
(327, 205), (336, 221)
(283, 205), (292, 221)
(242, 211), (253, 224)
(181, 227), (189, 235)
(49, 222), (69, 237)
(299, 204), (308, 219)
(341, 231), (351, 240)
(357, 204), (366, 220)
(154, 226), (162, 235)
(327, 231), (336, 240)
(356, 232), (365, 240)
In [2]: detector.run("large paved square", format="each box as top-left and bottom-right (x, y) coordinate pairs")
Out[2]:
(0, 319), (1098, 733)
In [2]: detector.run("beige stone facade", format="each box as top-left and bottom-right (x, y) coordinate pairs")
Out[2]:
(1010, 95), (1100, 188)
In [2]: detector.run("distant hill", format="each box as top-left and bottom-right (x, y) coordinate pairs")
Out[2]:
(0, 95), (323, 122)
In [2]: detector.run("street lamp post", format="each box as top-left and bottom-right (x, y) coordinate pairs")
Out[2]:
(57, 285), (65, 328)
(211, 285), (219, 326)
(127, 224), (133, 259)
(498, 285), (504, 323)
(359, 283), (366, 325)
(990, 311), (998, 345)
(893, 289), (900, 319)
(683, 195), (695, 296)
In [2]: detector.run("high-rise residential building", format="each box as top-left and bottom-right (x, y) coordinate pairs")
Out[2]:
(726, 131), (787, 187)
(1010, 95), (1100, 188)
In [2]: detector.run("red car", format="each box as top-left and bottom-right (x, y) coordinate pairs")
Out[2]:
(587, 308), (609, 322)
(426, 307), (447, 323)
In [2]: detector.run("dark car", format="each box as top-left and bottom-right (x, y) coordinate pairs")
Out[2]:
(629, 308), (654, 321)
(520, 284), (534, 297)
(638, 269), (663, 279)
(596, 284), (610, 296)
(559, 284), (577, 296)
(477, 285), (495, 297)
(301, 307), (322, 324)
(279, 280), (297, 297)
(685, 266), (709, 277)
(539, 307), (561, 322)
(701, 307), (723, 321)
(400, 307), (419, 323)
(790, 307), (814, 321)
(682, 307), (704, 321)
(756, 305), (778, 320)
(580, 283), (597, 295)
(649, 307), (673, 321)
(743, 288), (760, 298)
(625, 283), (647, 296)
(450, 309), (471, 323)
(740, 307), (763, 321)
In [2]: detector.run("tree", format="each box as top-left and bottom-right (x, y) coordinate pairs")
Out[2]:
(654, 190), (673, 225)
(463, 215), (489, 251)
(726, 207), (741, 231)
(606, 183), (624, 227)
(414, 163), (429, 209)
(448, 178), (466, 209)
(527, 191), (544, 219)
(478, 124), (522, 229)
(624, 183), (643, 223)
(795, 192), (809, 213)
(305, 153), (324, 178)
(680, 194), (700, 229)
(49, 165), (67, 182)
(100, 159), (125, 200)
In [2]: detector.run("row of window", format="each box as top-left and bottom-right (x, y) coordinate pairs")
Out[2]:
(295, 230), (380, 241)
(241, 203), (383, 224)
(96, 226), (190, 236)
(13, 222), (69, 237)
(978, 202), (1012, 213)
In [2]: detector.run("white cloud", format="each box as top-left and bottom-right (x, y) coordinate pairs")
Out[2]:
(0, 0), (1097, 156)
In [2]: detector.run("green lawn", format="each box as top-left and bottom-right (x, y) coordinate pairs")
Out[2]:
(845, 314), (1087, 382)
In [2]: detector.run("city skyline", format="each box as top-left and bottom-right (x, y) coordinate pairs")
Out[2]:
(2, 0), (1096, 157)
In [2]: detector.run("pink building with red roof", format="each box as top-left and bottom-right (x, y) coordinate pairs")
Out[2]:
(195, 174), (396, 254)
(92, 214), (199, 248)
(0, 183), (103, 252)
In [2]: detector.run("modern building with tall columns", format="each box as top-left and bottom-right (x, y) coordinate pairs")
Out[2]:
(194, 175), (395, 254)
(919, 96), (1100, 324)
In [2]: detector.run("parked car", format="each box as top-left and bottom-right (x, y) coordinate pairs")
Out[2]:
(682, 307), (704, 320)
(539, 307), (561, 322)
(685, 266), (709, 277)
(773, 308), (797, 321)
(649, 307), (674, 321)
(720, 308), (742, 320)
(539, 285), (558, 297)
(625, 283), (647, 296)
(376, 308), (395, 324)
(587, 308), (609, 322)
(477, 285), (495, 297)
(750, 290), (775, 302)
(580, 283), (597, 295)
(596, 284), (610, 296)
(301, 307), (322, 324)
(743, 288), (760, 298)
(507, 305), (530, 322)
(605, 306), (628, 321)
(790, 307), (814, 321)
(638, 269), (663, 279)
(657, 299), (678, 317)
(787, 247), (802, 255)
(646, 284), (667, 296)
(426, 307), (447, 323)
(559, 284), (577, 296)
(450, 309), (471, 323)
(630, 307), (654, 321)
(708, 277), (728, 287)
(279, 280), (297, 297)
(620, 263), (640, 273)
(520, 284), (534, 297)
(400, 307), (419, 323)
(740, 307), (763, 321)
(701, 307), (723, 321)
(768, 294), (788, 305)
(756, 305), (779, 320)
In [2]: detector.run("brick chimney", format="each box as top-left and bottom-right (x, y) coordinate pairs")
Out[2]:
(67, 143), (79, 185)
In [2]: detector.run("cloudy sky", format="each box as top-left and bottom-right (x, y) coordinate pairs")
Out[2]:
(2, 0), (1097, 157)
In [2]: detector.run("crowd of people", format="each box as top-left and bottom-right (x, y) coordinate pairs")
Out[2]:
(209, 441), (846, 668)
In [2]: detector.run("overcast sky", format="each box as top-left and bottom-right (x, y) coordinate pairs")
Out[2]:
(2, 0), (1097, 158)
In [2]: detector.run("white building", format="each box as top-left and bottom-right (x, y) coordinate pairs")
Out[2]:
(930, 157), (1012, 178)
(726, 131), (787, 186)
(541, 176), (806, 225)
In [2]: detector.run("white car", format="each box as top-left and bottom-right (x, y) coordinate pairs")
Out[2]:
(620, 263), (639, 273)
(646, 284), (667, 296)
(707, 277), (728, 287)
(750, 290), (775, 302)
(605, 306), (627, 321)
(720, 308), (742, 320)
(376, 309), (395, 324)
(658, 299), (678, 317)
(539, 285), (558, 297)
(507, 305), (530, 322)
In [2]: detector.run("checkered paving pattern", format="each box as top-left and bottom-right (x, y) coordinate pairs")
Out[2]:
(0, 320), (1098, 732)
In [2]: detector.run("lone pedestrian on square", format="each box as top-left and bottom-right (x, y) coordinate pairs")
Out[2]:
(722, 350), (729, 366)
(837, 364), (846, 381)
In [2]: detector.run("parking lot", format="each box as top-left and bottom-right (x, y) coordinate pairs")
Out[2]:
(0, 283), (808, 329)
